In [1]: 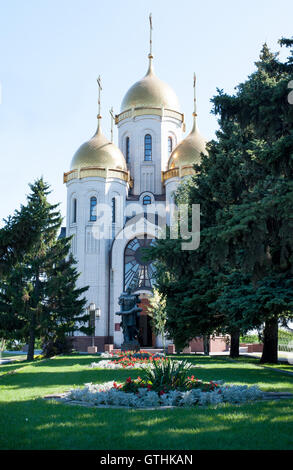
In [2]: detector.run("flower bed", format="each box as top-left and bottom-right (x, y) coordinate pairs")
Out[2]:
(100, 350), (164, 359)
(65, 378), (263, 408)
(91, 350), (186, 370)
(63, 358), (264, 408)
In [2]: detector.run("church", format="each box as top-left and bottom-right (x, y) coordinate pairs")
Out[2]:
(63, 17), (227, 353)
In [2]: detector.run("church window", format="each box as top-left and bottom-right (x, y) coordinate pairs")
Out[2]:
(168, 136), (173, 155)
(126, 137), (130, 163)
(143, 195), (152, 205)
(90, 196), (97, 221)
(144, 134), (152, 161)
(124, 235), (156, 290)
(112, 197), (116, 223)
(72, 198), (77, 223)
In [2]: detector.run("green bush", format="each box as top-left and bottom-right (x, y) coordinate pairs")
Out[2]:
(42, 336), (74, 358)
(138, 358), (192, 392)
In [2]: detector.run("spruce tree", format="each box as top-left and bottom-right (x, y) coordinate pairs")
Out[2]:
(148, 38), (293, 363)
(211, 38), (293, 362)
(0, 178), (91, 360)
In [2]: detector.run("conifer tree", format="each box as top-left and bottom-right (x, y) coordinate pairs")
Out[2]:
(148, 38), (293, 363)
(0, 178), (91, 360)
(211, 38), (293, 363)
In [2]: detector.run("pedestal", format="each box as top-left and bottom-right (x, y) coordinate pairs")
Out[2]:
(168, 344), (176, 354)
(87, 346), (97, 354)
(104, 344), (114, 353)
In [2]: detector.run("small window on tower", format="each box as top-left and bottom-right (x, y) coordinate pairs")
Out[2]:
(112, 197), (116, 223)
(126, 137), (130, 163)
(90, 196), (97, 221)
(144, 134), (152, 161)
(72, 198), (77, 223)
(168, 136), (173, 155)
(143, 195), (152, 205)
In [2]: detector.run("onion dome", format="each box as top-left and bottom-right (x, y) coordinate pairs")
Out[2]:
(168, 73), (207, 171)
(168, 118), (207, 170)
(70, 120), (127, 172)
(120, 55), (180, 113)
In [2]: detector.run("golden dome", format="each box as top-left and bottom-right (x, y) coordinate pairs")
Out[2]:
(168, 117), (207, 170)
(70, 121), (127, 172)
(120, 56), (180, 113)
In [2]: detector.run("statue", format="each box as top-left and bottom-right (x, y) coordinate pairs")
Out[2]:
(116, 287), (142, 351)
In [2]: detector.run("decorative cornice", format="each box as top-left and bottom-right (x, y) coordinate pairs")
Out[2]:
(162, 165), (196, 183)
(63, 166), (130, 184)
(116, 107), (184, 124)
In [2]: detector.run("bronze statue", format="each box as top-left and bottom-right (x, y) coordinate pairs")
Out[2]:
(116, 287), (142, 351)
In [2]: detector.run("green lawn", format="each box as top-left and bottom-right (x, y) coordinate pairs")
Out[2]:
(0, 352), (27, 361)
(0, 354), (293, 450)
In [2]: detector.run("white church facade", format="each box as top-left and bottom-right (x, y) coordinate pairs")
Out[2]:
(63, 22), (227, 352)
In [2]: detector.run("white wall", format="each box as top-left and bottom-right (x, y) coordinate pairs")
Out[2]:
(66, 176), (128, 338)
(118, 114), (182, 196)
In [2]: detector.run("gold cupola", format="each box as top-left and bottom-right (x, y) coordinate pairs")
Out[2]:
(70, 120), (127, 172)
(64, 77), (129, 184)
(120, 54), (181, 113)
(116, 14), (183, 126)
(164, 74), (207, 180)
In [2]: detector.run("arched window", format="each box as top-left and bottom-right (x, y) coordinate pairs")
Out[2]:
(144, 134), (152, 161)
(72, 198), (77, 223)
(112, 197), (116, 223)
(168, 136), (173, 155)
(125, 137), (130, 163)
(124, 235), (156, 290)
(143, 195), (152, 205)
(90, 196), (97, 221)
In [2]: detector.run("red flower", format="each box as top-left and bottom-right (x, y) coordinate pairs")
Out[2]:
(147, 384), (152, 390)
(159, 390), (165, 396)
(126, 377), (132, 383)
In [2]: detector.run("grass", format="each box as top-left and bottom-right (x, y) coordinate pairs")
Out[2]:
(0, 352), (27, 361)
(0, 354), (293, 450)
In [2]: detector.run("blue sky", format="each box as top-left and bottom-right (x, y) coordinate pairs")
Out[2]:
(0, 0), (292, 224)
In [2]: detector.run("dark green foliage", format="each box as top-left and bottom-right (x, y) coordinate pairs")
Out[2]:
(148, 38), (293, 363)
(0, 178), (91, 360)
(136, 358), (192, 391)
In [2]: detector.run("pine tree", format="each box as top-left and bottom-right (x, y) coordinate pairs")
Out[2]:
(211, 38), (293, 363)
(0, 178), (91, 360)
(148, 38), (293, 363)
(0, 199), (46, 276)
(41, 240), (90, 357)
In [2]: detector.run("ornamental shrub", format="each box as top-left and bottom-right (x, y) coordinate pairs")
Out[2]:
(66, 381), (263, 408)
(138, 358), (193, 391)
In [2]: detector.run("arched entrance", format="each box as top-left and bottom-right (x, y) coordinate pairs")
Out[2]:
(111, 222), (158, 348)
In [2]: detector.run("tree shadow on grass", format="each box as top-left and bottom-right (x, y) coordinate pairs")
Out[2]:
(0, 367), (143, 393)
(2, 361), (293, 395)
(0, 398), (293, 450)
(0, 360), (33, 376)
